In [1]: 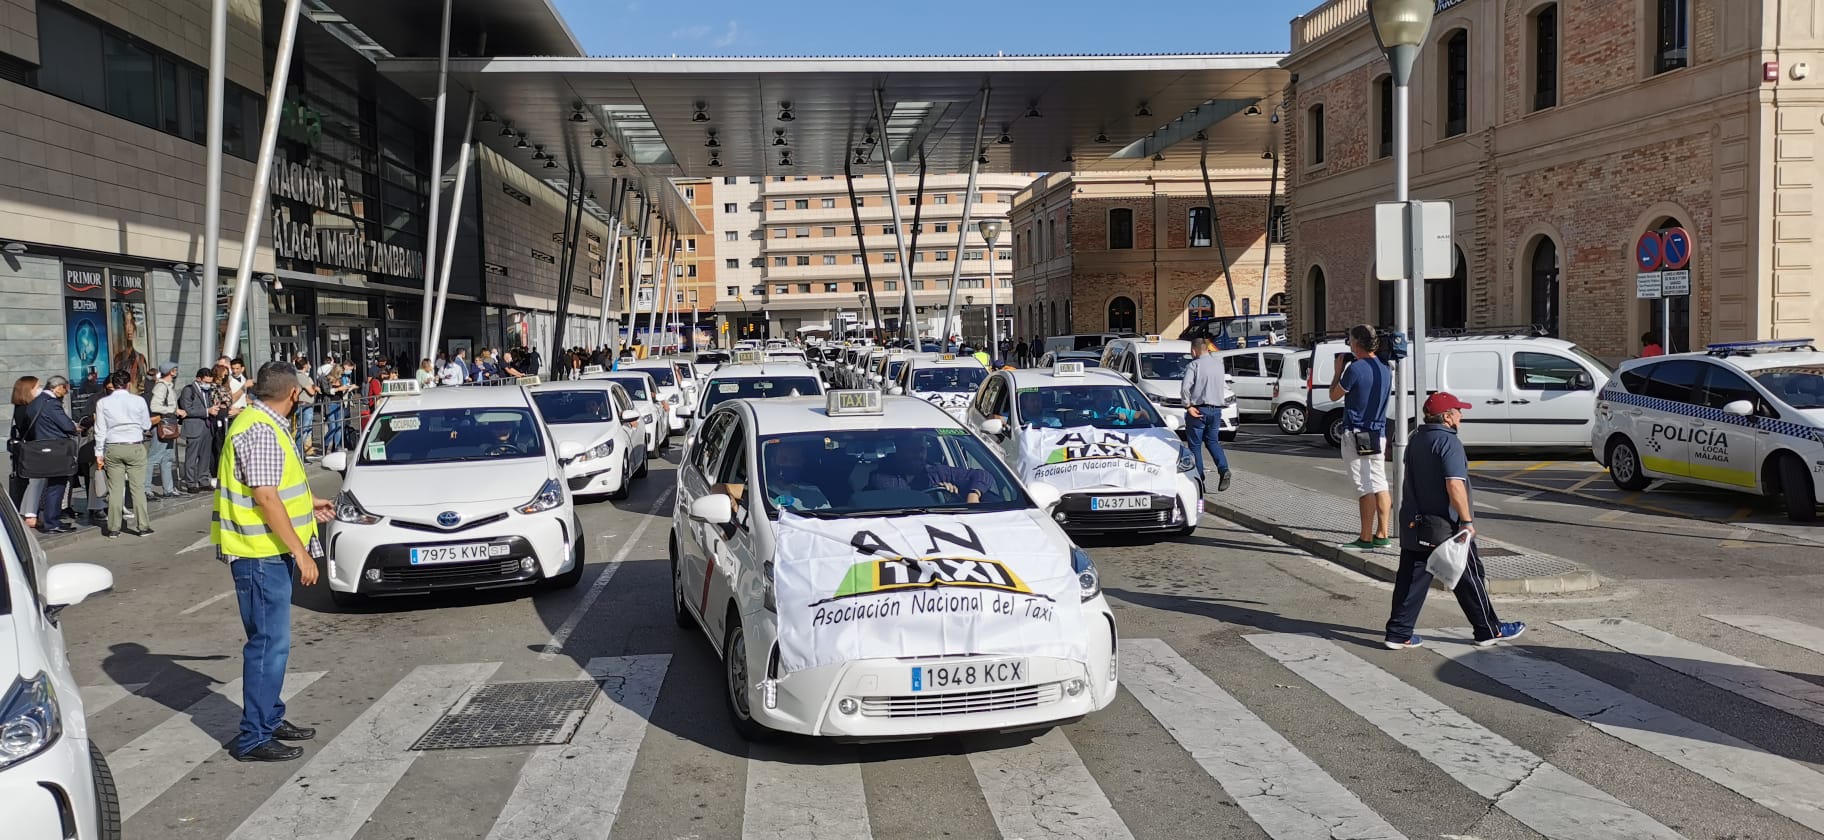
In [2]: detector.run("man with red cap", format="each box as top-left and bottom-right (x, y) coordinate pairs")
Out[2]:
(1384, 391), (1526, 650)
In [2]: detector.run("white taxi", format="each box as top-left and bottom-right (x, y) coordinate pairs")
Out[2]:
(1594, 339), (1824, 522)
(1100, 336), (1239, 440)
(620, 359), (691, 434)
(318, 379), (584, 606)
(686, 353), (825, 431)
(592, 370), (668, 455)
(530, 379), (648, 500)
(892, 353), (989, 420)
(965, 363), (1202, 537)
(671, 391), (1117, 739)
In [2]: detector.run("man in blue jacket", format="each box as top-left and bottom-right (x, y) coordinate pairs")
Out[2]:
(26, 376), (78, 533)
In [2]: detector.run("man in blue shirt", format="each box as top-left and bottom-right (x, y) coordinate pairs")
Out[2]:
(1329, 325), (1391, 550)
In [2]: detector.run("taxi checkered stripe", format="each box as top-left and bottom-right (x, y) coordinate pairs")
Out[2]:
(1599, 386), (1823, 443)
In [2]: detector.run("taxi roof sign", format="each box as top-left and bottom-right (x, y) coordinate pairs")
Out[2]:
(380, 379), (421, 396)
(1144, 334), (1163, 343)
(515, 375), (542, 386)
(582, 364), (605, 374)
(826, 389), (884, 416)
(733, 349), (764, 364)
(939, 353), (956, 360)
(1054, 361), (1087, 377)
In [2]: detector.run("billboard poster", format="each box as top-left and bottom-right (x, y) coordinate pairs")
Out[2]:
(110, 270), (150, 393)
(65, 296), (110, 420)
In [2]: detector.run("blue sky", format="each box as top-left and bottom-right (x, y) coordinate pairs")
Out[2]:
(550, 0), (1314, 57)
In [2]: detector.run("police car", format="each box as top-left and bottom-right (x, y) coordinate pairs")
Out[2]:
(686, 351), (825, 430)
(318, 379), (584, 606)
(671, 390), (1118, 739)
(620, 359), (691, 434)
(892, 353), (989, 420)
(964, 362), (1202, 537)
(530, 379), (648, 500)
(1594, 339), (1824, 521)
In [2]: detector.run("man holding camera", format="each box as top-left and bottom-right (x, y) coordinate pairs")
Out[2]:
(1329, 325), (1391, 550)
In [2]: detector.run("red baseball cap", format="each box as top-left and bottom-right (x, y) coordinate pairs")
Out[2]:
(1423, 392), (1473, 415)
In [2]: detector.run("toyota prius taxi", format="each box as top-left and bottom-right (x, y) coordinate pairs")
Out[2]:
(671, 390), (1117, 740)
(892, 353), (988, 420)
(317, 380), (583, 607)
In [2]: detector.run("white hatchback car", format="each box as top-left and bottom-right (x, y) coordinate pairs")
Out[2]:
(688, 358), (825, 431)
(318, 381), (584, 606)
(530, 380), (648, 500)
(593, 371), (668, 455)
(671, 391), (1117, 740)
(892, 353), (989, 420)
(1099, 336), (1240, 440)
(620, 359), (692, 434)
(1, 499), (117, 840)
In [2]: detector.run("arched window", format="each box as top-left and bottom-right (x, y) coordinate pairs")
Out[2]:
(1529, 237), (1560, 336)
(1187, 294), (1215, 323)
(1107, 296), (1137, 332)
(1308, 268), (1327, 334)
(1267, 293), (1288, 315)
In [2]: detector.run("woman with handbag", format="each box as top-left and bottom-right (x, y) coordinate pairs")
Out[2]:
(9, 376), (44, 529)
(147, 362), (183, 497)
(21, 375), (79, 533)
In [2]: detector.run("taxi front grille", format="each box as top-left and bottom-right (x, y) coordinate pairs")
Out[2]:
(859, 683), (1062, 719)
(1068, 508), (1176, 528)
(379, 558), (523, 584)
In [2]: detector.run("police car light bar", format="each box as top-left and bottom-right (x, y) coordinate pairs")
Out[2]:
(1706, 339), (1816, 356)
(827, 390), (884, 416)
(1054, 361), (1086, 377)
(380, 379), (421, 396)
(515, 375), (543, 386)
(582, 365), (604, 374)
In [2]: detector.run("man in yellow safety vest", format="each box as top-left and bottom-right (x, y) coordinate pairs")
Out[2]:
(212, 360), (335, 762)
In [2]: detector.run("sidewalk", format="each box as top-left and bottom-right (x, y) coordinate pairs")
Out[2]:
(1203, 471), (1598, 594)
(35, 483), (219, 552)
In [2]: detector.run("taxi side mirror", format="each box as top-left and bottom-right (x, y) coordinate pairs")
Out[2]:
(320, 451), (348, 473)
(979, 417), (1007, 437)
(689, 493), (735, 525)
(1027, 482), (1062, 510)
(1722, 399), (1755, 417)
(887, 386), (904, 396)
(620, 409), (641, 423)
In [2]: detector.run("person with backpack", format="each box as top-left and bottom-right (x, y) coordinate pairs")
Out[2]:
(146, 362), (182, 497)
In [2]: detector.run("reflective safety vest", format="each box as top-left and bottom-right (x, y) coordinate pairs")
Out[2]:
(972, 351), (990, 367)
(212, 406), (318, 559)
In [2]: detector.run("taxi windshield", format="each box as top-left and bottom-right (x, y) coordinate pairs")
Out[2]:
(531, 391), (615, 424)
(360, 408), (545, 464)
(1016, 385), (1163, 430)
(1750, 366), (1824, 409)
(885, 360), (908, 380)
(758, 429), (1027, 517)
(636, 366), (676, 386)
(703, 377), (821, 412)
(1139, 353), (1193, 380)
(603, 376), (650, 401)
(912, 366), (986, 393)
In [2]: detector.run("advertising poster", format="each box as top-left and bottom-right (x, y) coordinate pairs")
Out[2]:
(65, 297), (110, 420)
(110, 270), (150, 394)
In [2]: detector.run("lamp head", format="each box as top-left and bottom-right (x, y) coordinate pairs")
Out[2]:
(1368, 0), (1435, 84)
(977, 219), (1003, 245)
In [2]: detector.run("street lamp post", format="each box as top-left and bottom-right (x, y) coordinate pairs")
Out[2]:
(1368, 0), (1435, 501)
(978, 219), (1004, 362)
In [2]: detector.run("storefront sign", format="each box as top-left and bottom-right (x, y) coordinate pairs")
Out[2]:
(272, 159), (348, 211)
(271, 159), (425, 281)
(110, 269), (145, 297)
(1436, 0), (1469, 10)
(502, 184), (532, 205)
(64, 265), (104, 295)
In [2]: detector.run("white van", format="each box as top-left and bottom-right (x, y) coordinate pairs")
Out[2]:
(1297, 330), (1614, 449)
(1100, 336), (1240, 439)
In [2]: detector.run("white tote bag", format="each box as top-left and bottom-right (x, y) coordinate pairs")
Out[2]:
(1427, 530), (1472, 591)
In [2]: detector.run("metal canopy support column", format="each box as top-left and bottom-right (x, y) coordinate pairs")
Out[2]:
(657, 224), (681, 351)
(644, 224), (672, 352)
(873, 90), (915, 341)
(901, 146), (928, 340)
(943, 87), (991, 345)
(426, 93), (477, 358)
(221, 0), (302, 361)
(844, 157), (886, 343)
(1198, 145), (1238, 319)
(551, 168), (585, 368)
(416, 0), (454, 354)
(199, 0), (228, 365)
(1390, 79), (1413, 500)
(594, 179), (625, 348)
(1260, 148), (1280, 314)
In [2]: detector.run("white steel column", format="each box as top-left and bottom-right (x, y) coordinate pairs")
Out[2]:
(426, 94), (476, 357)
(199, 0), (228, 365)
(873, 90), (915, 340)
(220, 0), (302, 361)
(657, 228), (680, 353)
(597, 216), (623, 348)
(644, 225), (670, 353)
(416, 0), (454, 355)
(943, 88), (990, 344)
(1389, 80), (1412, 498)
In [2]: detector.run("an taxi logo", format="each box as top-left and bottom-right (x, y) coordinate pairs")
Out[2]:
(1045, 430), (1144, 464)
(820, 556), (1038, 603)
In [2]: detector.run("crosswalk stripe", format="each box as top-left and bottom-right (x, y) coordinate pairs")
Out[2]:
(80, 682), (148, 715)
(1246, 633), (1683, 840)
(1122, 639), (1406, 840)
(967, 726), (1135, 840)
(743, 745), (872, 840)
(1427, 628), (1824, 835)
(1558, 618), (1824, 728)
(486, 655), (670, 840)
(112, 672), (325, 821)
(1705, 614), (1824, 657)
(227, 662), (500, 840)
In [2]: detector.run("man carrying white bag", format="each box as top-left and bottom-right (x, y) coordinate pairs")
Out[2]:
(1382, 392), (1527, 651)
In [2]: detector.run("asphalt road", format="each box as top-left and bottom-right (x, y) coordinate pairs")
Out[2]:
(46, 442), (1824, 840)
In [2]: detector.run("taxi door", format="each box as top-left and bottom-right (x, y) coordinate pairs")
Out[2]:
(968, 373), (1019, 465)
(678, 411), (737, 630)
(699, 416), (756, 645)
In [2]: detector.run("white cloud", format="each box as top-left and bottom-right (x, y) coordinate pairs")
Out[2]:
(671, 24), (711, 39)
(711, 20), (739, 48)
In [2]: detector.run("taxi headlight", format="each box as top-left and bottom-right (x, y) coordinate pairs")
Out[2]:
(0, 673), (62, 772)
(517, 479), (565, 514)
(574, 440), (614, 464)
(1177, 444), (1196, 473)
(334, 490), (381, 525)
(1070, 546), (1100, 602)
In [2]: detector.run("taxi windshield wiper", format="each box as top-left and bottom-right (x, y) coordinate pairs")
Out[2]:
(850, 506), (935, 518)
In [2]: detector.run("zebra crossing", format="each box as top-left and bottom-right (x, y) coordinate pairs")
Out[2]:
(85, 614), (1824, 840)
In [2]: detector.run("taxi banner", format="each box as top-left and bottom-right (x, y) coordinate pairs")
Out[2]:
(772, 511), (1088, 675)
(1016, 426), (1183, 496)
(920, 391), (974, 410)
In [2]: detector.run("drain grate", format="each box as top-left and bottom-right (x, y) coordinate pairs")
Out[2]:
(412, 680), (598, 750)
(1477, 547), (1520, 557)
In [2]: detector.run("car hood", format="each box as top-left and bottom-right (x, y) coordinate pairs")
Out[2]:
(547, 424), (618, 452)
(347, 458), (554, 511)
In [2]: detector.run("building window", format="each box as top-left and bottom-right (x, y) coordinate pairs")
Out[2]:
(1268, 204), (1289, 244)
(792, 199), (808, 210)
(776, 285), (789, 294)
(852, 196), (865, 207)
(1376, 75), (1393, 158)
(1308, 104), (1326, 165)
(935, 194), (949, 204)
(1529, 236), (1560, 337)
(725, 258), (739, 269)
(1429, 247), (1468, 330)
(960, 278), (985, 289)
(1267, 293), (1288, 315)
(963, 250), (984, 261)
(882, 252), (898, 263)
(794, 227), (809, 238)
(773, 256), (788, 267)
(935, 223), (949, 234)
(822, 254), (837, 265)
(912, 280), (925, 290)
(1444, 30), (1469, 137)
(686, 238), (697, 252)
(1107, 296), (1137, 332)
(798, 283), (811, 294)
(749, 176), (762, 184)
(773, 228), (787, 239)
(772, 199), (787, 210)
(1108, 208), (1135, 250)
(723, 202), (737, 213)
(1532, 5), (1558, 110)
(822, 198), (836, 208)
(882, 225), (896, 235)
(726, 286), (738, 297)
(751, 258), (765, 267)
(1378, 279), (1395, 326)
(935, 251), (950, 261)
(1307, 267), (1328, 333)
(687, 264), (698, 277)
(912, 251), (923, 262)
(821, 226), (837, 237)
(683, 186), (696, 200)
(796, 255), (811, 266)
(884, 281), (898, 291)
(725, 230), (739, 242)
(851, 254), (864, 264)
(852, 282), (865, 292)
(997, 250), (1012, 261)
(1189, 207), (1213, 247)
(1655, 0), (1690, 73)
(825, 283), (838, 293)
(1187, 294), (1215, 322)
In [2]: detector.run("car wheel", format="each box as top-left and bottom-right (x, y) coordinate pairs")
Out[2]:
(1607, 438), (1651, 491)
(670, 535), (694, 629)
(1778, 453), (1817, 523)
(609, 457), (632, 500)
(329, 588), (366, 609)
(1275, 403), (1308, 435)
(723, 613), (775, 741)
(548, 525), (586, 589)
(90, 740), (122, 840)
(1323, 413), (1345, 450)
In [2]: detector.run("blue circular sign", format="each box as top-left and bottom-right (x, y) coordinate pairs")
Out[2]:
(436, 511), (462, 527)
(1635, 232), (1664, 272)
(1662, 228), (1691, 270)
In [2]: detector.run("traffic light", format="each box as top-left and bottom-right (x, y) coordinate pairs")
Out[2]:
(719, 321), (729, 334)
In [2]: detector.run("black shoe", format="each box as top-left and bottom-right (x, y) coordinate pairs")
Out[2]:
(51, 524), (78, 534)
(231, 740), (303, 762)
(102, 527), (118, 539)
(1218, 471), (1233, 492)
(272, 720), (316, 741)
(134, 527), (155, 537)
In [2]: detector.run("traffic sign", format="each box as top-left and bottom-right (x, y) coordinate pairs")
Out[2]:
(1661, 227), (1692, 270)
(1661, 269), (1690, 296)
(1635, 231), (1664, 272)
(1636, 272), (1663, 299)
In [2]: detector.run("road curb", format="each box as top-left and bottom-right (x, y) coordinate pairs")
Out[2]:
(36, 490), (219, 553)
(1202, 497), (1600, 594)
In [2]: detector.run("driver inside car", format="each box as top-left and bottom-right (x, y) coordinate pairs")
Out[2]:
(763, 440), (833, 511)
(866, 434), (992, 503)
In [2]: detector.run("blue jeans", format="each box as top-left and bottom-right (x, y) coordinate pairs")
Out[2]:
(295, 405), (315, 453)
(146, 437), (177, 495)
(324, 404), (345, 450)
(39, 477), (67, 529)
(231, 555), (294, 753)
(1186, 406), (1229, 480)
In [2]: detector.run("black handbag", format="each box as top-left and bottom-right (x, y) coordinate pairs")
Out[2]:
(1406, 513), (1457, 550)
(16, 409), (77, 479)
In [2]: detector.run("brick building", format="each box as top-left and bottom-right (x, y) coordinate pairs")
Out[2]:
(1283, 0), (1824, 361)
(1009, 169), (1287, 341)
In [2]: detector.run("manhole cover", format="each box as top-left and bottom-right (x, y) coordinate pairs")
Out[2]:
(1478, 547), (1520, 557)
(412, 681), (598, 750)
